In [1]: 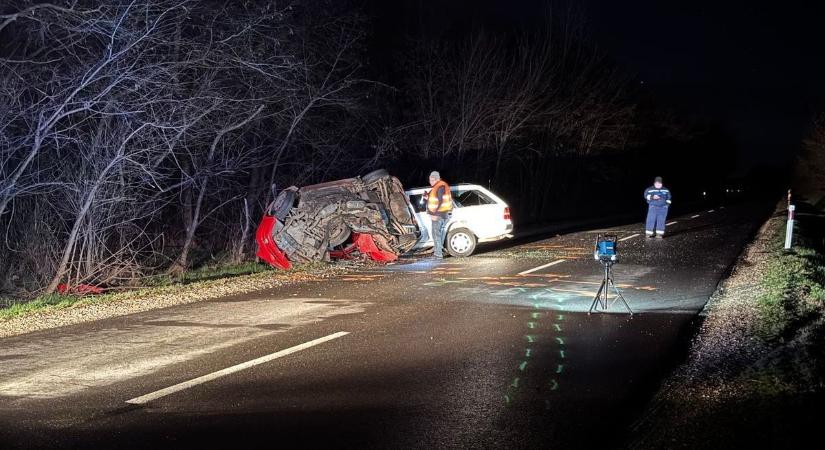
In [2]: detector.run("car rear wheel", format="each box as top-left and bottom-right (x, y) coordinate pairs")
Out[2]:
(362, 169), (389, 184)
(270, 187), (297, 221)
(447, 227), (476, 257)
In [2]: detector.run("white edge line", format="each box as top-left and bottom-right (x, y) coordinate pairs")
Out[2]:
(519, 259), (566, 276)
(126, 331), (350, 405)
(691, 214), (700, 218)
(618, 233), (640, 242)
(666, 221), (678, 226)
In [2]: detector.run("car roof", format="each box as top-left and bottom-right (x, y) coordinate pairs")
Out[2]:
(406, 183), (482, 193)
(405, 183), (508, 205)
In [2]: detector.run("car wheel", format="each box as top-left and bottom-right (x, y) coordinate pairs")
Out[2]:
(447, 228), (476, 257)
(271, 187), (297, 221)
(362, 169), (389, 184)
(327, 221), (351, 248)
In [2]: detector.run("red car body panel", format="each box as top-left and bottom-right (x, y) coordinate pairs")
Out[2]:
(255, 215), (292, 270)
(56, 283), (104, 295)
(351, 233), (398, 263)
(328, 243), (359, 260)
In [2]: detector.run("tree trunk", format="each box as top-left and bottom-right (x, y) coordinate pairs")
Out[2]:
(44, 124), (145, 294)
(0, 133), (42, 219)
(46, 162), (117, 294)
(233, 167), (262, 263)
(172, 179), (207, 273)
(172, 105), (264, 273)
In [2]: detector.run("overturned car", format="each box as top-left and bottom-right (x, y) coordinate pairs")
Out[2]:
(256, 170), (420, 269)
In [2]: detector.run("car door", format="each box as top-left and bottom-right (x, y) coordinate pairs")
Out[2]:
(450, 188), (502, 239)
(407, 191), (434, 247)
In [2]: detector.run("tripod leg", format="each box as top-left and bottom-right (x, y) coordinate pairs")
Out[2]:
(589, 280), (606, 314)
(609, 278), (633, 315)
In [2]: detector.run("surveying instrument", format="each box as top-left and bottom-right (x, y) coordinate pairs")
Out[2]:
(588, 234), (633, 315)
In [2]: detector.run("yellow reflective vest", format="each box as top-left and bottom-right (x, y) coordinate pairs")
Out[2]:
(427, 180), (453, 214)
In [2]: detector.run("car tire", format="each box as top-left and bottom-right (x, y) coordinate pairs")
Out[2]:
(446, 227), (476, 257)
(271, 188), (297, 221)
(362, 169), (389, 184)
(327, 221), (351, 248)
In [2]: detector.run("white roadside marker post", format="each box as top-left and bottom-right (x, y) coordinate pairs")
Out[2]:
(784, 204), (795, 250)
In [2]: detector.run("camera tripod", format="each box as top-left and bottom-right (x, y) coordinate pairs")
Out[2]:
(588, 261), (633, 315)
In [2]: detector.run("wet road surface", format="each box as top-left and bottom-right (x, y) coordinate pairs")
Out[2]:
(0, 202), (769, 449)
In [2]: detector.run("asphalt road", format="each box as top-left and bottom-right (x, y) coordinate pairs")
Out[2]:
(0, 202), (769, 449)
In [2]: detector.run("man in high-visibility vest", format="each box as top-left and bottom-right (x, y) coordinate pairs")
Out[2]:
(426, 171), (453, 258)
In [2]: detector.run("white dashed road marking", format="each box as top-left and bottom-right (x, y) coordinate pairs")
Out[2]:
(708, 209), (715, 213)
(125, 331), (350, 405)
(666, 221), (678, 226)
(691, 214), (700, 219)
(519, 259), (566, 276)
(618, 233), (640, 242)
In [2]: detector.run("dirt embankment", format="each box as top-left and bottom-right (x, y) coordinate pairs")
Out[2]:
(628, 204), (825, 449)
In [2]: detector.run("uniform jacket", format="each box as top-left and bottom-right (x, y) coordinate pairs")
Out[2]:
(644, 186), (671, 207)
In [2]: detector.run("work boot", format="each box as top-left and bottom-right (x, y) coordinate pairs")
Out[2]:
(655, 233), (664, 239)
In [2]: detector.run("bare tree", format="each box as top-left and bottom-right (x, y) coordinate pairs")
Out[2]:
(170, 104), (264, 272)
(0, 0), (643, 297)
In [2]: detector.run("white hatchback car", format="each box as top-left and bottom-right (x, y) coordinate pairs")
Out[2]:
(406, 184), (513, 257)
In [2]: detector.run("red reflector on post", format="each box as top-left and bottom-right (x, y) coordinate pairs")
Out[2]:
(504, 207), (511, 221)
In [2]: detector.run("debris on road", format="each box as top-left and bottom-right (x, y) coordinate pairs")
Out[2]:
(56, 284), (104, 295)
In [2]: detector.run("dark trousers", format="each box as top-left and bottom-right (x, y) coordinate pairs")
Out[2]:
(645, 205), (669, 235)
(431, 216), (448, 257)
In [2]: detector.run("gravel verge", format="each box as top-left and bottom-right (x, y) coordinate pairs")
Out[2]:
(627, 207), (825, 449)
(0, 261), (366, 338)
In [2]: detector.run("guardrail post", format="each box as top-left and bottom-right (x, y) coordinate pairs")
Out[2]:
(784, 204), (795, 250)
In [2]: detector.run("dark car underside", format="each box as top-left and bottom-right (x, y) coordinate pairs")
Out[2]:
(256, 170), (420, 269)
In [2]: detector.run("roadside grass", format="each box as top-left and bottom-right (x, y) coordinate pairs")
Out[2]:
(0, 293), (111, 321)
(629, 203), (825, 449)
(756, 213), (825, 340)
(0, 260), (335, 322)
(143, 261), (273, 286)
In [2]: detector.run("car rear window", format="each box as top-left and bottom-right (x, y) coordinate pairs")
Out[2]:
(453, 189), (494, 207)
(408, 189), (495, 211)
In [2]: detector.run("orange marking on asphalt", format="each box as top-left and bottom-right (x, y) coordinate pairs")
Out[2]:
(521, 243), (567, 248)
(456, 275), (524, 282)
(547, 287), (595, 296)
(525, 277), (659, 292)
(484, 281), (547, 288)
(339, 274), (387, 281)
(522, 273), (572, 279)
(632, 286), (658, 291)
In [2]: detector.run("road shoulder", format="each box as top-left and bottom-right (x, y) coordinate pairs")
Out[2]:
(0, 262), (361, 339)
(627, 203), (825, 449)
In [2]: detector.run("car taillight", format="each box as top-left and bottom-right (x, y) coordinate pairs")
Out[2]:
(504, 207), (511, 221)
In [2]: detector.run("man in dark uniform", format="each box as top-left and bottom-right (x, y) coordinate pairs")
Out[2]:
(644, 176), (671, 238)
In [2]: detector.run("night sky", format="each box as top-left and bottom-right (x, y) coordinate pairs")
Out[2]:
(368, 0), (825, 170)
(585, 0), (825, 168)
